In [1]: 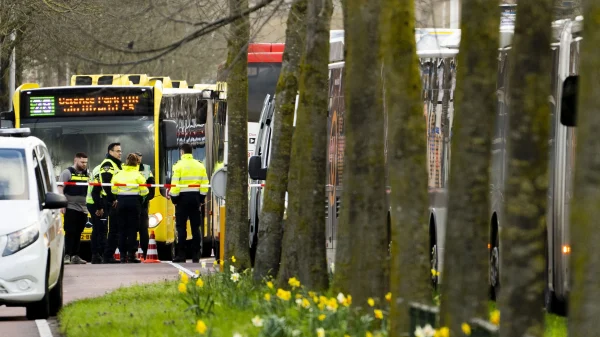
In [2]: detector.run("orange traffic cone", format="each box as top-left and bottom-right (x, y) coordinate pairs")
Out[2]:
(136, 243), (144, 261)
(114, 248), (121, 260)
(144, 231), (160, 263)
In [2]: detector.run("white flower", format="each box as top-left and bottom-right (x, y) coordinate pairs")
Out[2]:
(201, 261), (207, 269)
(233, 333), (243, 337)
(230, 265), (236, 273)
(251, 315), (263, 327)
(295, 298), (303, 306)
(316, 327), (325, 337)
(423, 324), (435, 337)
(415, 326), (425, 337)
(231, 272), (240, 282)
(292, 330), (301, 336)
(337, 292), (346, 304)
(330, 262), (335, 273)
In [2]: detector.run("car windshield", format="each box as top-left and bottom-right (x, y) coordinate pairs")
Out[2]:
(0, 149), (28, 200)
(20, 117), (155, 178)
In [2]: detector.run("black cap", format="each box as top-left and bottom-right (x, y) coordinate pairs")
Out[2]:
(134, 152), (143, 157)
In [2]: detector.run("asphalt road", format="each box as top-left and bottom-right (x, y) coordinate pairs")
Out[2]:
(0, 259), (213, 337)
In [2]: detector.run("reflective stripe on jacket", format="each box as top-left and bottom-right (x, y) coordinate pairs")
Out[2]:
(110, 165), (149, 197)
(99, 158), (121, 197)
(64, 167), (89, 197)
(169, 153), (209, 196)
(86, 164), (101, 204)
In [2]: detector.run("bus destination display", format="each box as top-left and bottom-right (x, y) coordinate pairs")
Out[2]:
(23, 87), (153, 117)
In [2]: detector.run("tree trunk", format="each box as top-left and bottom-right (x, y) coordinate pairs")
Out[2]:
(277, 0), (332, 291)
(439, 0), (499, 334)
(333, 0), (387, 306)
(568, 4), (600, 337)
(499, 1), (553, 337)
(253, 0), (307, 282)
(381, 0), (431, 334)
(224, 0), (251, 270)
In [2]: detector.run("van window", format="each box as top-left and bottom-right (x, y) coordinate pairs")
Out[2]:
(33, 152), (45, 206)
(38, 147), (53, 192)
(0, 149), (29, 200)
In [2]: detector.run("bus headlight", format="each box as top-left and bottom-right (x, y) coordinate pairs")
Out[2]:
(149, 213), (164, 228)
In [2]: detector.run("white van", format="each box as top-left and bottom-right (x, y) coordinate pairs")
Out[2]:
(0, 128), (67, 319)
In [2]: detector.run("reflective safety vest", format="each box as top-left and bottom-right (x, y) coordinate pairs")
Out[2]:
(64, 167), (89, 197)
(110, 165), (149, 197)
(99, 158), (121, 196)
(86, 164), (101, 204)
(170, 154), (209, 196)
(140, 164), (153, 181)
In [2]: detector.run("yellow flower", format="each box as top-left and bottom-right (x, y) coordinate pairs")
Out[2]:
(316, 328), (325, 337)
(374, 309), (383, 319)
(296, 294), (303, 299)
(276, 288), (291, 301)
(264, 293), (271, 301)
(288, 277), (301, 288)
(490, 310), (500, 326)
(326, 298), (339, 312)
(434, 327), (450, 337)
(220, 260), (224, 266)
(385, 292), (392, 302)
(462, 323), (471, 336)
(180, 273), (189, 284)
(178, 283), (187, 293)
(196, 320), (207, 334)
(366, 332), (373, 337)
(345, 335), (350, 337)
(213, 260), (218, 266)
(308, 291), (316, 298)
(367, 297), (375, 307)
(431, 268), (440, 277)
(302, 298), (311, 308)
(313, 296), (319, 303)
(231, 255), (236, 263)
(343, 295), (352, 307)
(266, 281), (274, 289)
(195, 269), (200, 275)
(318, 314), (326, 321)
(196, 278), (204, 288)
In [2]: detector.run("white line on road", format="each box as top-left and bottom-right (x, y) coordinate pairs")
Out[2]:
(162, 261), (198, 278)
(35, 319), (53, 337)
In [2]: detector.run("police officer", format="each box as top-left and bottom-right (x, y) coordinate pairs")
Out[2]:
(111, 153), (149, 263)
(169, 143), (209, 263)
(58, 152), (89, 265)
(87, 163), (107, 264)
(99, 142), (123, 264)
(134, 152), (155, 258)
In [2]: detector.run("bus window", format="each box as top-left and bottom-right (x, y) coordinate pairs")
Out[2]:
(75, 76), (92, 85)
(98, 76), (114, 85)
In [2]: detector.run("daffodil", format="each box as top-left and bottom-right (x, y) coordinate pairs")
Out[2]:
(233, 333), (243, 337)
(422, 324), (435, 337)
(251, 315), (263, 327)
(295, 294), (303, 299)
(288, 277), (301, 288)
(385, 292), (392, 302)
(462, 323), (471, 336)
(490, 310), (500, 326)
(367, 297), (375, 307)
(230, 265), (236, 273)
(431, 268), (440, 277)
(195, 269), (200, 275)
(178, 282), (187, 293)
(308, 291), (316, 298)
(196, 278), (204, 287)
(264, 293), (271, 301)
(296, 298), (303, 306)
(316, 328), (325, 337)
(196, 320), (207, 334)
(231, 272), (240, 282)
(434, 327), (449, 337)
(201, 261), (207, 269)
(266, 281), (274, 289)
(231, 255), (236, 263)
(326, 298), (338, 312)
(343, 295), (352, 307)
(337, 292), (346, 304)
(374, 309), (383, 319)
(366, 332), (373, 337)
(180, 273), (189, 284)
(318, 314), (326, 321)
(213, 260), (218, 266)
(276, 288), (291, 301)
(301, 298), (311, 308)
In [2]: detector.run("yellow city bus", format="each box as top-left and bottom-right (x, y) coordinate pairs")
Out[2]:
(10, 80), (224, 259)
(71, 74), (151, 86)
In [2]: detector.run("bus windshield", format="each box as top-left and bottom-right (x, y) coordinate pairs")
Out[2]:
(248, 62), (282, 122)
(20, 117), (155, 178)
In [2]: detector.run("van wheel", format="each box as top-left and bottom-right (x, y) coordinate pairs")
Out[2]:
(26, 257), (51, 320)
(49, 256), (64, 316)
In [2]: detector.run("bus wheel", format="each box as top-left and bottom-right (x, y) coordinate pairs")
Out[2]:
(489, 235), (500, 300)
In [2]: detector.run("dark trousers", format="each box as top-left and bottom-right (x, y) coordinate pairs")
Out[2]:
(102, 201), (120, 259)
(117, 196), (142, 257)
(88, 203), (108, 256)
(175, 193), (204, 256)
(139, 206), (149, 257)
(64, 208), (87, 256)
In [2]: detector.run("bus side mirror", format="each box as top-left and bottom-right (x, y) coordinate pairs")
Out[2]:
(163, 120), (178, 148)
(248, 156), (267, 180)
(560, 75), (578, 127)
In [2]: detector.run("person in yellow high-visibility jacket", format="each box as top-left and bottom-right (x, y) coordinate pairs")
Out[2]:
(169, 143), (209, 263)
(111, 153), (149, 263)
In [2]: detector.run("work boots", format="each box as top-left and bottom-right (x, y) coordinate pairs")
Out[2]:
(172, 246), (186, 263)
(127, 252), (142, 263)
(91, 254), (103, 264)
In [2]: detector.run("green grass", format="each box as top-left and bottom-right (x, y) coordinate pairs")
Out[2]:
(488, 301), (567, 337)
(58, 280), (258, 337)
